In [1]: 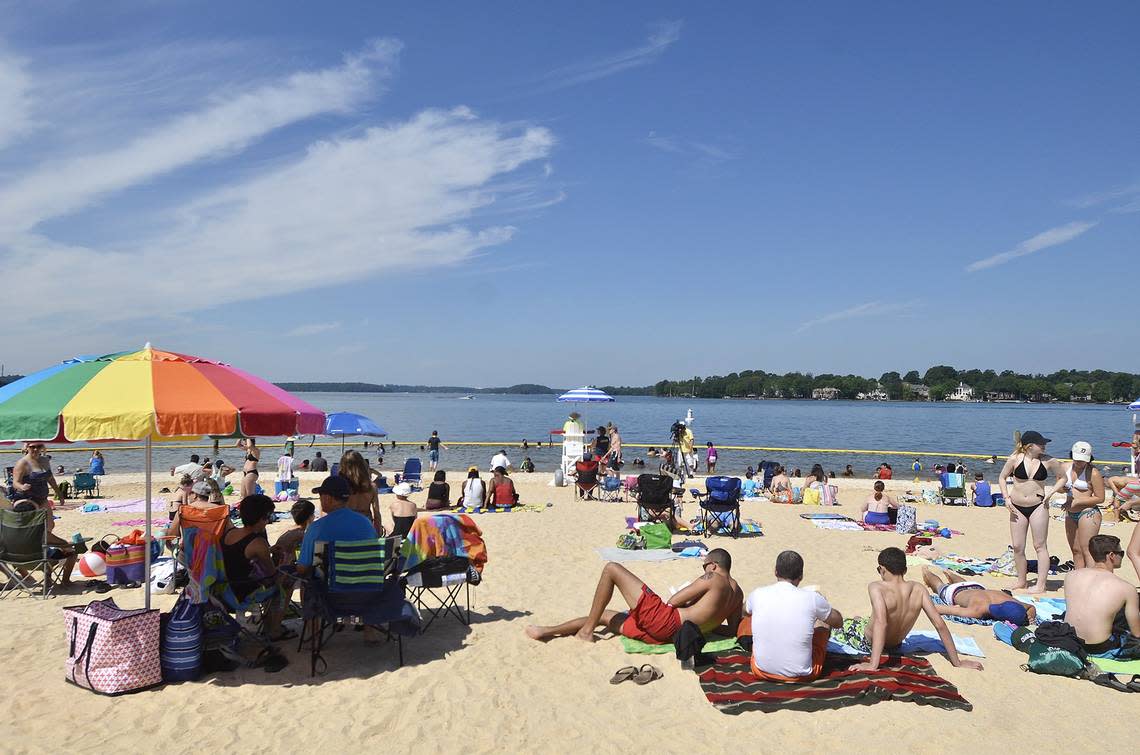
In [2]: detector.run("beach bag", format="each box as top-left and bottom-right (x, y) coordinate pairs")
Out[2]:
(104, 535), (146, 585)
(160, 591), (202, 682)
(641, 523), (672, 550)
(64, 598), (161, 695)
(802, 487), (821, 506)
(895, 505), (917, 534)
(1025, 642), (1084, 677)
(617, 533), (645, 550)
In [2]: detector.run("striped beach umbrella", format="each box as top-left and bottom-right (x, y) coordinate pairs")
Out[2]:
(0, 344), (325, 607)
(556, 386), (615, 403)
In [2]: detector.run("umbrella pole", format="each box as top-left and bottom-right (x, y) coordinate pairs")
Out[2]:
(144, 435), (152, 610)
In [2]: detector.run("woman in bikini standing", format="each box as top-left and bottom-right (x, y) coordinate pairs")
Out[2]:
(997, 430), (1067, 593)
(1060, 441), (1105, 570)
(236, 437), (260, 498)
(339, 450), (384, 534)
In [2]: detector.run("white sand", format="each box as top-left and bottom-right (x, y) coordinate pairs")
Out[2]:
(4, 472), (1137, 752)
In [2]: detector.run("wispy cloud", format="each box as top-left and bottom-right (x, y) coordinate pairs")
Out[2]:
(0, 39), (401, 234)
(0, 42), (557, 342)
(0, 50), (31, 149)
(287, 322), (341, 337)
(529, 20), (681, 93)
(795, 301), (913, 333)
(645, 131), (737, 162)
(965, 220), (1098, 272)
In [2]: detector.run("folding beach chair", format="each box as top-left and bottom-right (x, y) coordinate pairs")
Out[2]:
(299, 536), (419, 676)
(623, 475), (639, 500)
(401, 514), (486, 633)
(636, 473), (677, 529)
(574, 459), (600, 500)
(694, 476), (742, 537)
(939, 472), (967, 506)
(761, 462), (778, 492)
(0, 508), (72, 599)
(175, 505), (278, 660)
(401, 458), (423, 490)
(72, 472), (100, 498)
(598, 475), (623, 502)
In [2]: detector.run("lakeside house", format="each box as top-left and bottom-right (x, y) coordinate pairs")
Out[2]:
(903, 382), (930, 400)
(944, 382), (977, 402)
(812, 387), (840, 400)
(984, 391), (1018, 402)
(857, 386), (889, 401)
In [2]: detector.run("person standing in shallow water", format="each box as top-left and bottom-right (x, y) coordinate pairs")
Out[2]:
(427, 430), (447, 472)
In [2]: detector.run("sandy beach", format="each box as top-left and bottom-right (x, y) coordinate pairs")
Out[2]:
(4, 471), (1138, 753)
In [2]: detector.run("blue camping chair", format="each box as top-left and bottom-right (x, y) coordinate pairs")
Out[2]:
(401, 458), (423, 490)
(939, 472), (967, 506)
(298, 536), (419, 676)
(72, 472), (100, 498)
(694, 476), (742, 537)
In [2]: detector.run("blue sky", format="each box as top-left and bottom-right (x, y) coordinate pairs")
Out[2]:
(1, 1), (1137, 386)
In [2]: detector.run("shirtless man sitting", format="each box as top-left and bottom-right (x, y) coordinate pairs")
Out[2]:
(1063, 534), (1140, 658)
(842, 548), (983, 671)
(922, 566), (1036, 625)
(525, 549), (743, 643)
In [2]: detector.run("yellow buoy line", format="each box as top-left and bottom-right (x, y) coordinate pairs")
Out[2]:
(0, 439), (1125, 464)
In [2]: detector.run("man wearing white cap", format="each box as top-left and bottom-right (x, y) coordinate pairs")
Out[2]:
(1062, 441), (1106, 570)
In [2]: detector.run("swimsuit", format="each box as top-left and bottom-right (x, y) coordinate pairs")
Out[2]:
(221, 529), (269, 602)
(1010, 456), (1049, 517)
(937, 581), (984, 606)
(620, 586), (681, 644)
(864, 510), (891, 525)
(1063, 467), (1100, 521)
(834, 616), (903, 656)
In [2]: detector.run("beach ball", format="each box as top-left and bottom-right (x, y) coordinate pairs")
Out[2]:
(78, 551), (106, 577)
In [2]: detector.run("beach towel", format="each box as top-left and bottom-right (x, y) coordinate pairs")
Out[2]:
(799, 513), (849, 520)
(991, 622), (1140, 674)
(401, 514), (488, 575)
(112, 519), (168, 528)
(455, 504), (547, 514)
(1014, 595), (1066, 623)
(828, 629), (985, 658)
(688, 520), (763, 537)
(811, 520), (864, 531)
(931, 594), (995, 625)
(595, 547), (686, 563)
(622, 636), (739, 655)
(860, 522), (898, 532)
(81, 499), (153, 513)
(697, 651), (972, 714)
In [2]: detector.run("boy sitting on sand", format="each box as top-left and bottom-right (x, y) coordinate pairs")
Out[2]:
(922, 566), (1036, 624)
(525, 550), (743, 644)
(838, 547), (983, 671)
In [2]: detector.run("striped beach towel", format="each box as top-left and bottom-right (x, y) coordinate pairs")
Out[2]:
(689, 520), (764, 537)
(698, 651), (972, 714)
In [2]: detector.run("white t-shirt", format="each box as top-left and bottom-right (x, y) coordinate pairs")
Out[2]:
(746, 581), (833, 678)
(173, 462), (205, 482)
(276, 455), (296, 482)
(490, 453), (511, 471)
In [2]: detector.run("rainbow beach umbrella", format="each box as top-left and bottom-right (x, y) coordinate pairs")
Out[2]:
(0, 344), (325, 606)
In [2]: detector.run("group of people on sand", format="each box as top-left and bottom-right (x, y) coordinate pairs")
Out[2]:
(527, 548), (986, 675)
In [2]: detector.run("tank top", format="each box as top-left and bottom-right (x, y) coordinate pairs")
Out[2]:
(463, 478), (484, 505)
(221, 529), (267, 600)
(492, 480), (514, 506)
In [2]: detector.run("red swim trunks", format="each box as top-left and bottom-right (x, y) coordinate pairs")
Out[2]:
(621, 586), (682, 644)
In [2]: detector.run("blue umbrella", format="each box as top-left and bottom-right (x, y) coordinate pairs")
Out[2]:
(324, 411), (387, 451)
(556, 387), (614, 467)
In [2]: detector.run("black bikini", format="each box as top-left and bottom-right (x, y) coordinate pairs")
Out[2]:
(1011, 457), (1048, 517)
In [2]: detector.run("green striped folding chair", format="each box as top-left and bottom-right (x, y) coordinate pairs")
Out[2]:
(0, 508), (72, 599)
(300, 536), (420, 676)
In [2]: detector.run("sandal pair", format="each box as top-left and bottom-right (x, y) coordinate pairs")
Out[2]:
(610, 664), (664, 685)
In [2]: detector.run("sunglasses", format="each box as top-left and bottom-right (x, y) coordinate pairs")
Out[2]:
(1113, 550), (1125, 558)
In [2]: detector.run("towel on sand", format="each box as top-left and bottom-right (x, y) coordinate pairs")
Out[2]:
(931, 594), (996, 625)
(81, 499), (152, 513)
(697, 651), (972, 714)
(621, 636), (739, 655)
(688, 520), (764, 537)
(828, 629), (985, 658)
(812, 520), (864, 531)
(1014, 595), (1066, 623)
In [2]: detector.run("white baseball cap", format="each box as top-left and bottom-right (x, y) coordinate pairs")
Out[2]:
(1071, 441), (1093, 462)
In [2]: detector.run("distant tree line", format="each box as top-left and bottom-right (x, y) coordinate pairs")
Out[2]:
(645, 367), (1140, 403)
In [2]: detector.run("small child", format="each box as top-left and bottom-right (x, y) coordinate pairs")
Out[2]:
(741, 470), (760, 498)
(272, 499), (315, 567)
(706, 442), (718, 474)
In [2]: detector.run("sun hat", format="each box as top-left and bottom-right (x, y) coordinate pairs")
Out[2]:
(1070, 441), (1093, 462)
(312, 475), (350, 500)
(191, 481), (213, 497)
(393, 482), (412, 497)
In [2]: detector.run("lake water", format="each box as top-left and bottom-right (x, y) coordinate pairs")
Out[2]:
(26, 393), (1138, 479)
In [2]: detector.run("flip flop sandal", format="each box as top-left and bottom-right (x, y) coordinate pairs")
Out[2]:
(609, 666), (638, 685)
(633, 664), (664, 685)
(1092, 674), (1134, 693)
(1128, 675), (1140, 693)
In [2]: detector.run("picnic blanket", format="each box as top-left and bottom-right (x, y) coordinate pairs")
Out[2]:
(622, 636), (739, 655)
(697, 651), (972, 714)
(828, 629), (985, 658)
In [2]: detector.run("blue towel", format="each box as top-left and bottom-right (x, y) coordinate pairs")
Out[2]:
(829, 630), (985, 658)
(931, 594), (996, 625)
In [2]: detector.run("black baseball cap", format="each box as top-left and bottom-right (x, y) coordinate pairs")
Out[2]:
(1020, 430), (1051, 446)
(312, 475), (350, 500)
